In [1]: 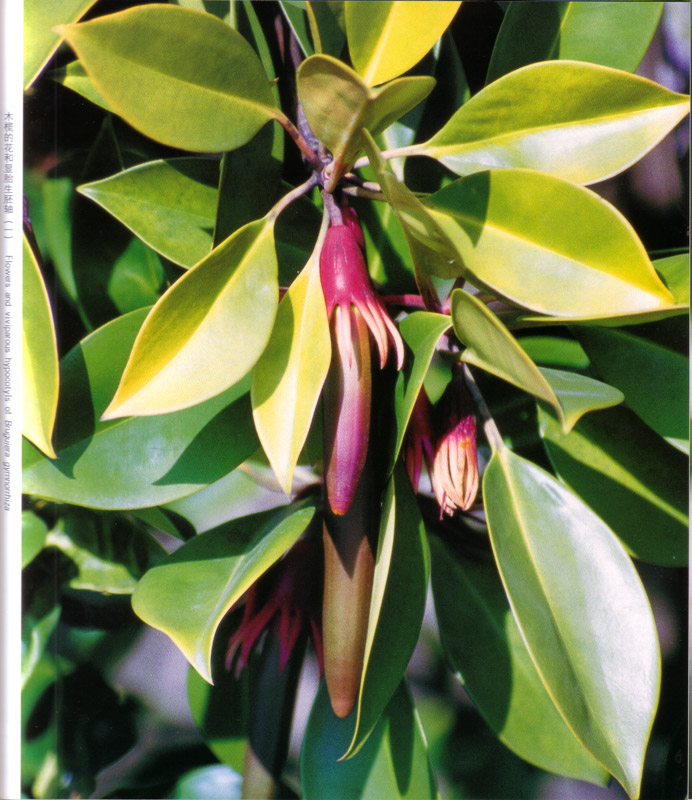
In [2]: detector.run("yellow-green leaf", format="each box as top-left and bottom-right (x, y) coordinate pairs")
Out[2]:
(346, 1), (460, 86)
(412, 61), (689, 185)
(24, 0), (97, 89)
(298, 54), (434, 190)
(22, 235), (59, 459)
(132, 502), (316, 683)
(251, 231), (331, 495)
(60, 5), (278, 153)
(484, 447), (660, 798)
(103, 217), (277, 419)
(427, 170), (674, 318)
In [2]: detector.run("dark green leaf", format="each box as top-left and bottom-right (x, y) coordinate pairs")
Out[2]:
(484, 446), (661, 798)
(487, 2), (663, 82)
(301, 680), (437, 799)
(22, 309), (259, 510)
(539, 404), (688, 566)
(429, 536), (609, 785)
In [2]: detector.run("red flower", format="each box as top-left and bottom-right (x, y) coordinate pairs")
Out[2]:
(225, 539), (323, 676)
(403, 390), (436, 494)
(320, 218), (404, 516)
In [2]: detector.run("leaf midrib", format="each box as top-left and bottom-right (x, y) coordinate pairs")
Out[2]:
(426, 202), (666, 304)
(89, 45), (276, 120)
(426, 97), (685, 160)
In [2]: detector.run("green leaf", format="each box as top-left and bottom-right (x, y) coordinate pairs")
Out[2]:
(53, 60), (113, 112)
(24, 0), (98, 88)
(187, 664), (247, 773)
(483, 446), (660, 798)
(307, 1), (346, 58)
(298, 55), (435, 189)
(107, 237), (165, 314)
(452, 290), (620, 432)
(280, 1), (315, 57)
(429, 536), (610, 786)
(345, 1), (460, 86)
(22, 235), (59, 459)
(44, 511), (165, 595)
(60, 5), (278, 152)
(654, 253), (689, 304)
(103, 217), (277, 419)
(22, 606), (61, 690)
(539, 404), (688, 567)
(301, 680), (437, 799)
(538, 367), (623, 431)
(133, 503), (315, 683)
(486, 2), (663, 83)
(252, 232), (331, 495)
(78, 158), (220, 269)
(427, 170), (674, 317)
(391, 312), (451, 471)
(22, 511), (49, 568)
(362, 130), (461, 305)
(22, 309), (259, 510)
(577, 327), (689, 453)
(518, 336), (590, 370)
(412, 61), (689, 184)
(344, 467), (428, 759)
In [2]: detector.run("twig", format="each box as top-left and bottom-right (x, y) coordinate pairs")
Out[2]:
(461, 363), (505, 453)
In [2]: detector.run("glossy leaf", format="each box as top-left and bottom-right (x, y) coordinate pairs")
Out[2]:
(344, 468), (428, 759)
(44, 512), (165, 594)
(280, 1), (315, 57)
(252, 234), (331, 495)
(362, 130), (461, 306)
(577, 327), (689, 453)
(22, 235), (59, 459)
(132, 502), (315, 682)
(539, 404), (688, 567)
(429, 536), (609, 785)
(391, 311), (451, 471)
(103, 217), (277, 419)
(427, 170), (674, 317)
(298, 55), (435, 189)
(301, 680), (437, 799)
(22, 511), (49, 569)
(53, 60), (113, 111)
(60, 5), (278, 152)
(452, 291), (621, 431)
(539, 367), (623, 430)
(107, 237), (165, 314)
(487, 2), (663, 83)
(24, 0), (97, 88)
(519, 336), (590, 370)
(484, 446), (660, 798)
(22, 309), (259, 510)
(345, 1), (460, 86)
(187, 664), (247, 773)
(654, 252), (689, 304)
(412, 61), (689, 184)
(306, 1), (346, 58)
(78, 159), (219, 268)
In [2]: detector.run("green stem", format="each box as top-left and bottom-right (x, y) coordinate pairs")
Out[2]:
(267, 174), (320, 221)
(352, 143), (423, 171)
(462, 363), (505, 453)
